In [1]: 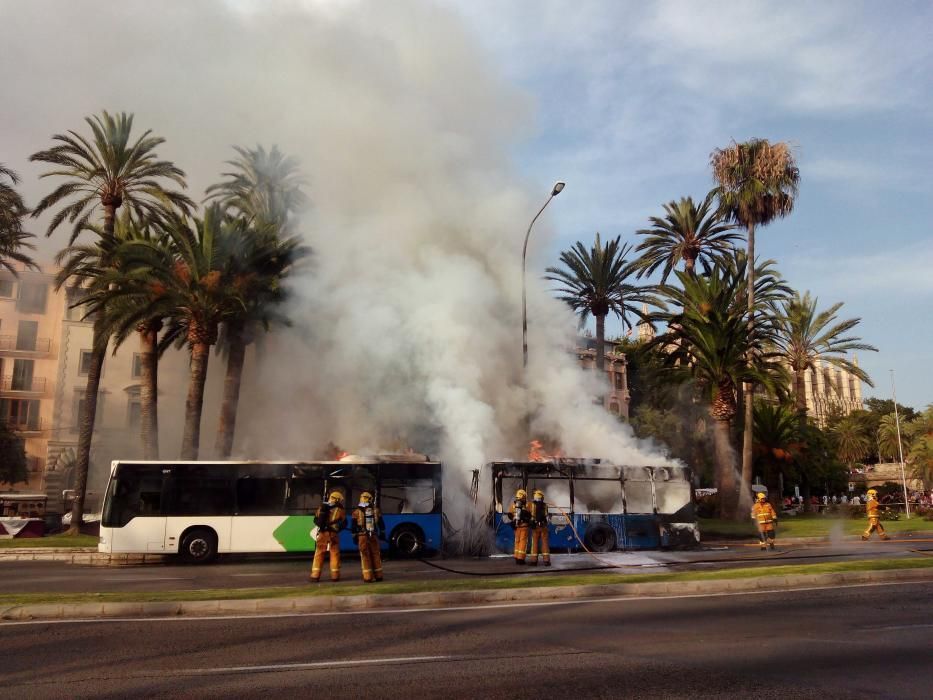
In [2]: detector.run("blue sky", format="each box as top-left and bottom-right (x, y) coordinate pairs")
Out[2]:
(452, 0), (933, 409)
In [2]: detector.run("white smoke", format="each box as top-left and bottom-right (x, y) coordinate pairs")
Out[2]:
(1, 0), (672, 509)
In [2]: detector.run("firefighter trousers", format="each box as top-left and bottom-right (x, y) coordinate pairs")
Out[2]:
(863, 518), (889, 540)
(757, 524), (775, 545)
(310, 531), (341, 581)
(514, 526), (529, 562)
(357, 533), (383, 582)
(528, 526), (550, 565)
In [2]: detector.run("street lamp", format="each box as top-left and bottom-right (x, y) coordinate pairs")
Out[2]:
(522, 181), (565, 369)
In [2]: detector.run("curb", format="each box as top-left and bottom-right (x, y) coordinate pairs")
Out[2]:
(0, 549), (167, 566)
(2, 567), (932, 622)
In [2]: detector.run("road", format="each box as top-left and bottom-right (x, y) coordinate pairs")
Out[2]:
(1, 539), (930, 594)
(0, 581), (931, 698)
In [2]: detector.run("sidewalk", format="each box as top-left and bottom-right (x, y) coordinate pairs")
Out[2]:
(2, 564), (931, 622)
(0, 548), (165, 565)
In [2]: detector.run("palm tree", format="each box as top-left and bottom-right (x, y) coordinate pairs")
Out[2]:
(831, 413), (872, 468)
(634, 190), (741, 283)
(546, 233), (660, 372)
(774, 291), (877, 421)
(114, 205), (245, 459)
(753, 402), (801, 508)
(30, 111), (192, 533)
(649, 261), (786, 518)
(206, 145), (310, 458)
(906, 407), (933, 486)
(0, 163), (37, 275)
(877, 413), (906, 463)
(711, 138), (800, 508)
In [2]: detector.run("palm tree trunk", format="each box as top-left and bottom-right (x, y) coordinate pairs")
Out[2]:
(181, 341), (211, 460)
(215, 331), (247, 459)
(684, 255), (696, 277)
(595, 314), (606, 372)
(138, 323), (160, 460)
(740, 222), (756, 518)
(712, 418), (737, 519)
(66, 323), (107, 535)
(794, 367), (808, 427)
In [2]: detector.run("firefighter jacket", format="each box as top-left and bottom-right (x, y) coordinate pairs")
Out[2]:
(315, 503), (346, 533)
(509, 498), (531, 529)
(866, 498), (881, 519)
(752, 502), (777, 526)
(351, 504), (385, 538)
(529, 500), (549, 527)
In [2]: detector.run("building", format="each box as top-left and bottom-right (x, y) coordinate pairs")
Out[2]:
(797, 357), (864, 427)
(575, 336), (630, 419)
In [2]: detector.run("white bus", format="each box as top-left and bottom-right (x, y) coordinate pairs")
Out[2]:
(98, 458), (443, 563)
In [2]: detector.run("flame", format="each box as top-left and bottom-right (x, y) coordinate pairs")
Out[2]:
(528, 440), (562, 462)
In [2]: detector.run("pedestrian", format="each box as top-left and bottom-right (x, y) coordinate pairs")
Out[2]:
(351, 491), (385, 583)
(527, 489), (551, 566)
(509, 488), (532, 564)
(861, 489), (890, 541)
(751, 492), (778, 550)
(310, 491), (346, 582)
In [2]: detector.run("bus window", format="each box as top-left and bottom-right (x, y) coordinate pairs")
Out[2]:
(380, 479), (435, 514)
(573, 479), (623, 514)
(528, 479), (570, 513)
(655, 481), (692, 515)
(286, 477), (323, 514)
(624, 479), (654, 514)
(102, 464), (165, 527)
(164, 468), (235, 516)
(347, 466), (377, 504)
(236, 477), (287, 515)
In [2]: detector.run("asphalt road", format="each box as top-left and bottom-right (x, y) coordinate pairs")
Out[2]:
(1, 540), (931, 594)
(1, 581), (931, 698)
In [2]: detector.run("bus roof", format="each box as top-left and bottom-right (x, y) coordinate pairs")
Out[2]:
(109, 458), (441, 467)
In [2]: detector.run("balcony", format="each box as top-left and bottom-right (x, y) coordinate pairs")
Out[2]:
(0, 375), (49, 396)
(0, 335), (52, 357)
(4, 416), (45, 435)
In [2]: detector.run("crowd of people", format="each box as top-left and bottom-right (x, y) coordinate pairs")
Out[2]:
(782, 490), (933, 510)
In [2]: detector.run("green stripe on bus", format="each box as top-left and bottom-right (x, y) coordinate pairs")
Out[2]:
(273, 516), (318, 552)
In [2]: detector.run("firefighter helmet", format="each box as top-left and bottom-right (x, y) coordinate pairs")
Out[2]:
(867, 489), (878, 497)
(756, 492), (766, 501)
(533, 489), (544, 501)
(328, 491), (344, 504)
(359, 491), (373, 503)
(515, 489), (527, 499)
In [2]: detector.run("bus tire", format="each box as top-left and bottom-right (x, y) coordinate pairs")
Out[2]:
(179, 527), (218, 564)
(584, 523), (617, 553)
(390, 524), (425, 558)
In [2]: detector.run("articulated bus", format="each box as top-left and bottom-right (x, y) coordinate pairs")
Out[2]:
(99, 456), (442, 563)
(489, 460), (699, 553)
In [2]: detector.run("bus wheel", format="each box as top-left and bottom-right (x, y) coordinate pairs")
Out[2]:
(584, 523), (617, 553)
(180, 528), (218, 564)
(390, 525), (425, 558)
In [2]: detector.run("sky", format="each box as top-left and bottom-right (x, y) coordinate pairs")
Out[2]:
(451, 0), (933, 409)
(1, 0), (931, 411)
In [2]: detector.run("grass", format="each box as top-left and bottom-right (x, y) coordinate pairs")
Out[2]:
(700, 515), (933, 540)
(1, 556), (931, 607)
(0, 534), (98, 549)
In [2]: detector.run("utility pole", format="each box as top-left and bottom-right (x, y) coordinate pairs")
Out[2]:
(890, 370), (910, 519)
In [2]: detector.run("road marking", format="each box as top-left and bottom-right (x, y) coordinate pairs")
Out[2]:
(864, 622), (933, 632)
(178, 655), (450, 675)
(101, 577), (190, 582)
(0, 579), (927, 628)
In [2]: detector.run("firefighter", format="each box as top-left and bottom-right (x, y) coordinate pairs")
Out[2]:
(508, 488), (532, 564)
(310, 491), (346, 582)
(527, 489), (551, 566)
(351, 491), (385, 583)
(861, 489), (890, 541)
(751, 492), (778, 550)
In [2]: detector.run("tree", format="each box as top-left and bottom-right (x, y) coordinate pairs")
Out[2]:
(648, 261), (787, 518)
(546, 233), (660, 372)
(634, 190), (741, 283)
(877, 413), (907, 463)
(0, 163), (37, 275)
(774, 291), (877, 419)
(0, 420), (28, 485)
(906, 407), (933, 487)
(831, 413), (873, 468)
(30, 111), (192, 533)
(711, 138), (800, 512)
(206, 145), (310, 458)
(752, 402), (800, 507)
(113, 205), (245, 459)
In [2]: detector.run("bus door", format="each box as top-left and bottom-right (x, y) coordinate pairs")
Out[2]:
(621, 470), (660, 549)
(105, 464), (169, 553)
(230, 466), (290, 553)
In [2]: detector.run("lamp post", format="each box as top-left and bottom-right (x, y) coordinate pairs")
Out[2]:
(890, 370), (911, 518)
(522, 181), (565, 369)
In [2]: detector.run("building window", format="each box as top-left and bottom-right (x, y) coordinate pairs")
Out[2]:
(72, 391), (104, 433)
(609, 401), (620, 415)
(615, 372), (624, 390)
(65, 286), (90, 322)
(15, 320), (38, 351)
(0, 278), (14, 298)
(132, 354), (143, 379)
(0, 398), (41, 430)
(11, 359), (35, 391)
(78, 350), (94, 376)
(16, 282), (48, 314)
(127, 399), (142, 429)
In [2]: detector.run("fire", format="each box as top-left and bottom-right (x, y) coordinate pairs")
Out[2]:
(528, 440), (562, 462)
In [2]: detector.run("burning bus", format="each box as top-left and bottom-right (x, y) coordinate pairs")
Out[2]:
(488, 458), (700, 553)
